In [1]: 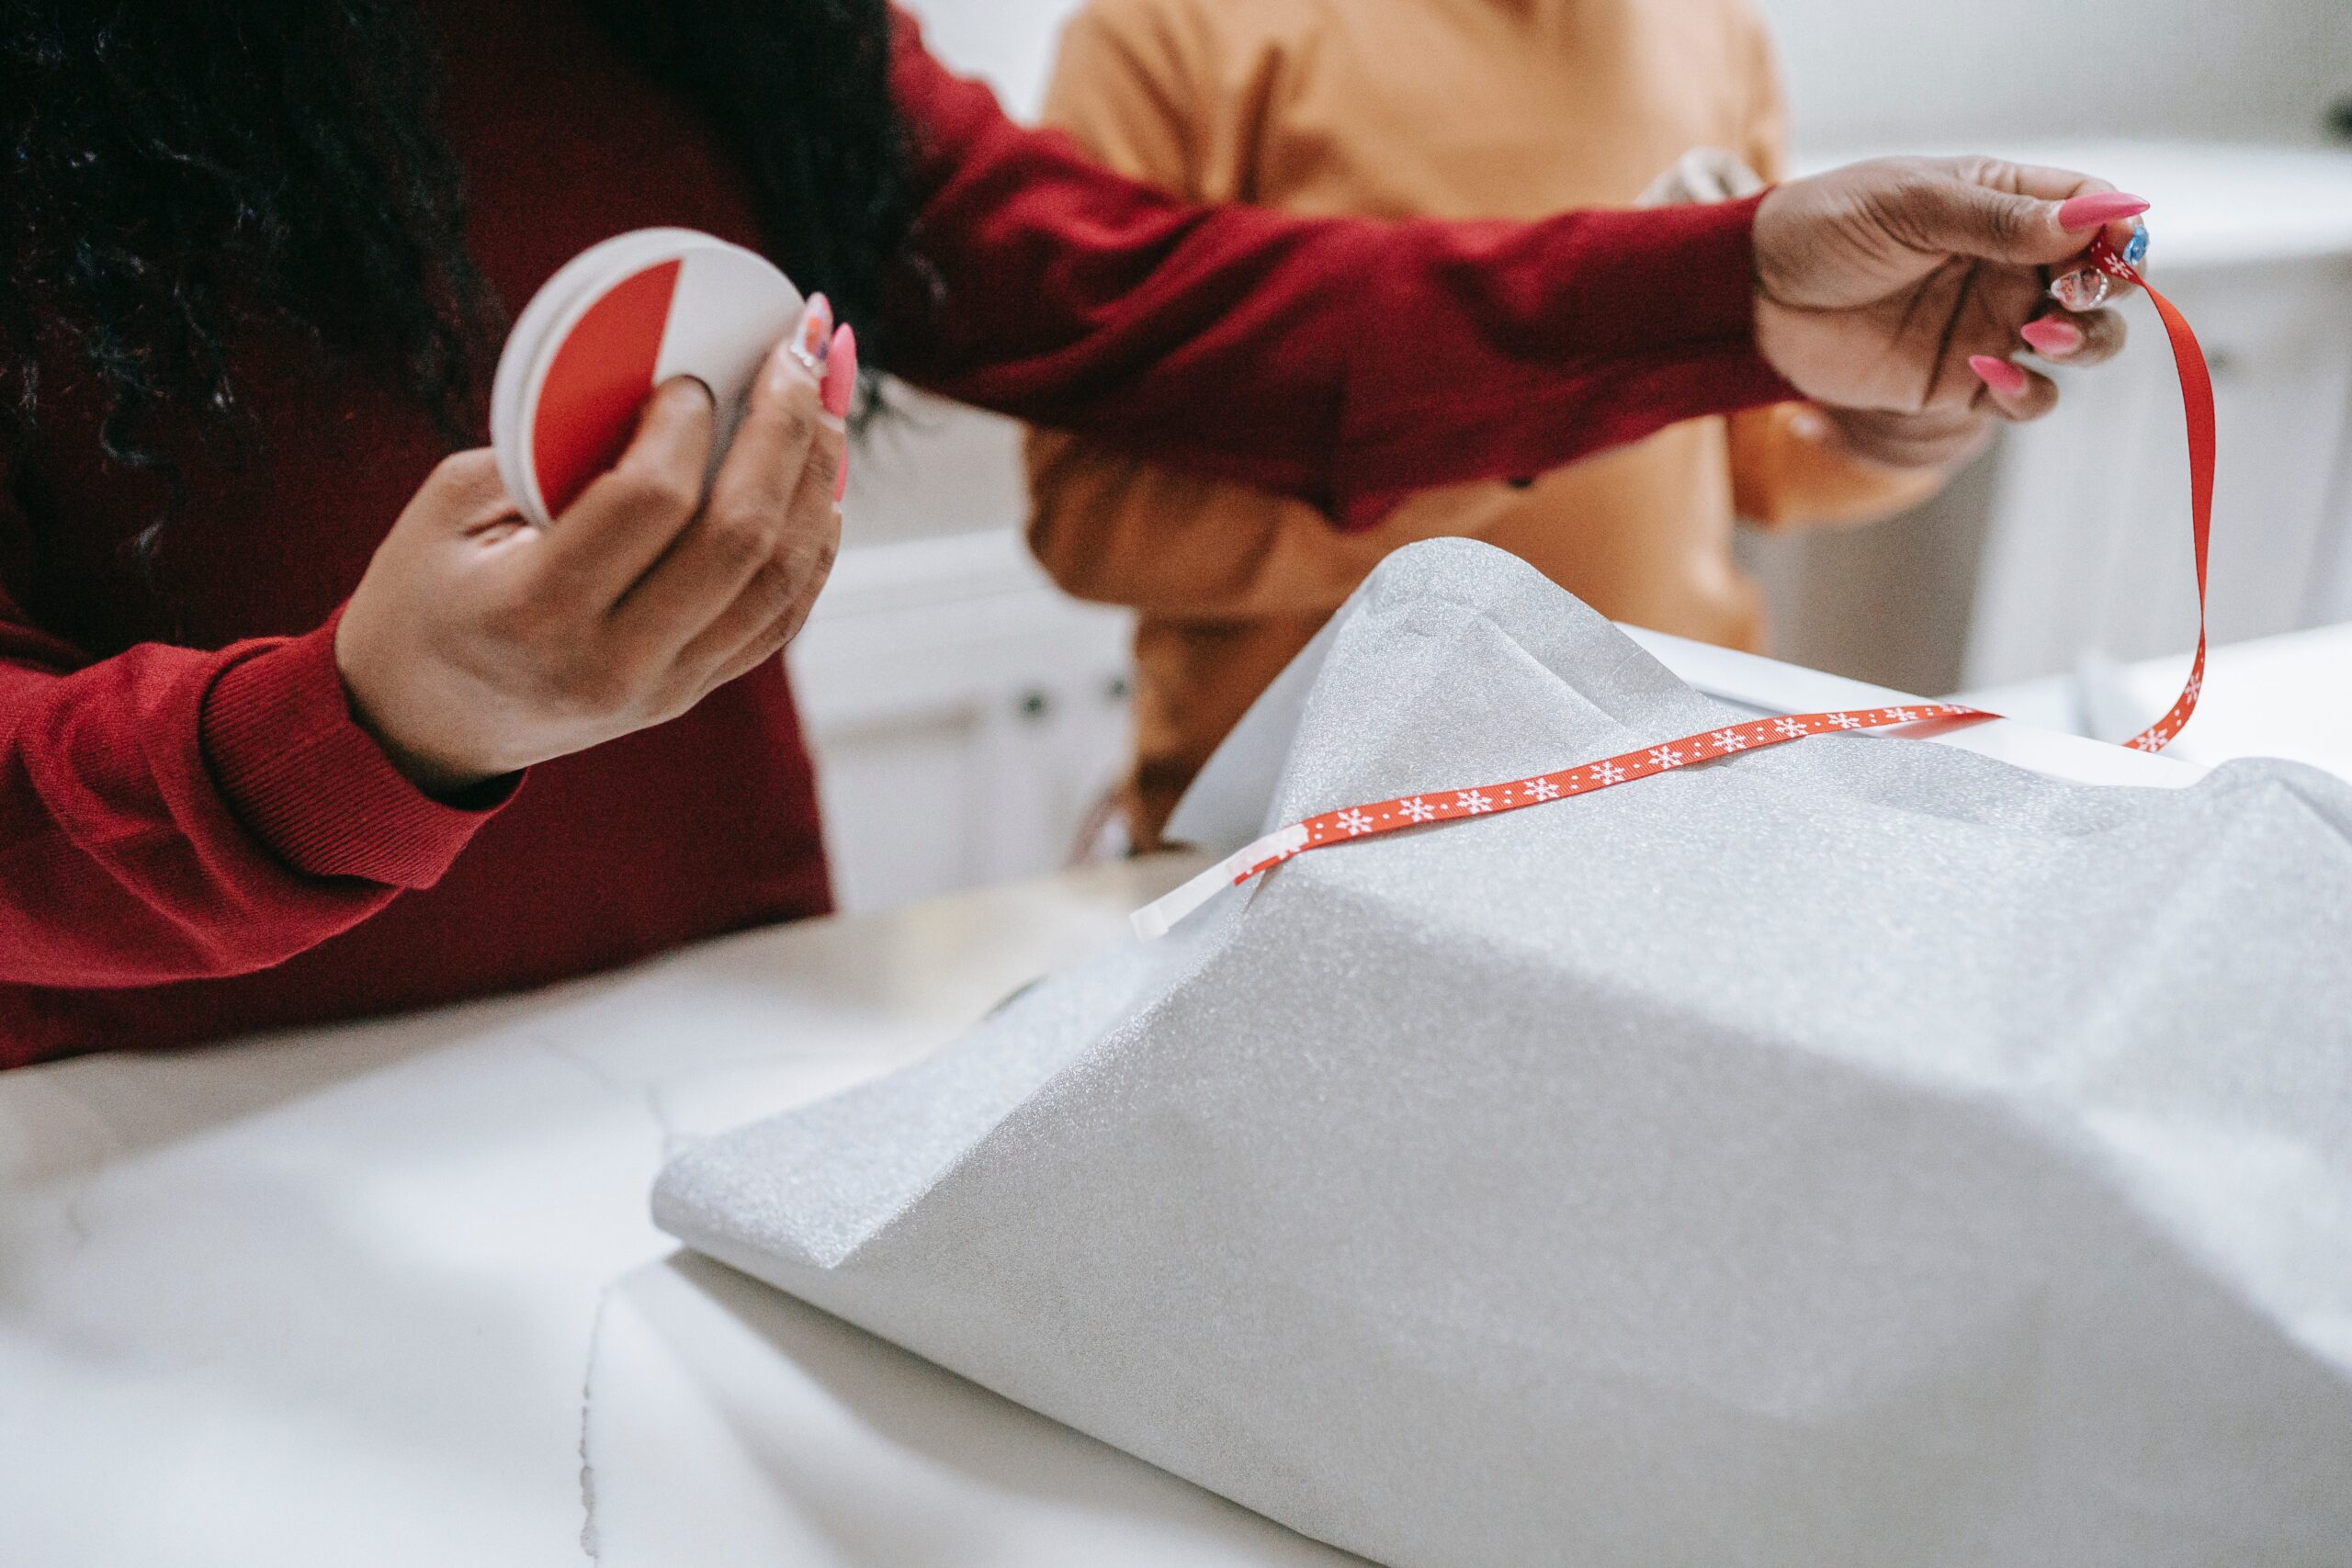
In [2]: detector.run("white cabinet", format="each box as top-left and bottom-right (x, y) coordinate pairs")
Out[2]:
(787, 529), (1136, 913)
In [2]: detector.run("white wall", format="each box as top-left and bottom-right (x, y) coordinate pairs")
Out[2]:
(902, 0), (2350, 150)
(897, 0), (1087, 119)
(1760, 0), (2350, 152)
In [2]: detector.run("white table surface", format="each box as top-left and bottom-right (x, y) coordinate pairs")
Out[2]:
(6, 619), (2343, 1567)
(0, 852), (1383, 1568)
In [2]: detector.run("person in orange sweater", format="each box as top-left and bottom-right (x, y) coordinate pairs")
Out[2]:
(1027, 0), (1984, 844)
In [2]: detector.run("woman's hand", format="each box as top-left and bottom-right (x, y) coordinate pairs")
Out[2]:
(335, 304), (854, 799)
(1753, 156), (2142, 430)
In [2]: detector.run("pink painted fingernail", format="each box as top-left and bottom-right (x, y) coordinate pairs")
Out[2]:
(2055, 192), (2149, 230)
(826, 324), (856, 502)
(821, 324), (856, 421)
(1969, 355), (2030, 397)
(2019, 317), (2083, 357)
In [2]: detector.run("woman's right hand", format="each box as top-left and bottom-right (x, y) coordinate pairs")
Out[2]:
(1752, 157), (2143, 426)
(335, 302), (854, 799)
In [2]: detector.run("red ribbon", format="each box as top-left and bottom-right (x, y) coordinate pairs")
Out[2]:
(1135, 239), (2214, 940)
(2098, 244), (2213, 752)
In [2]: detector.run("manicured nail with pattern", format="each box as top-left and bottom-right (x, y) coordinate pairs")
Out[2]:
(787, 294), (833, 380)
(2055, 192), (2149, 230)
(2019, 318), (2082, 357)
(1969, 355), (2030, 397)
(2049, 267), (2110, 311)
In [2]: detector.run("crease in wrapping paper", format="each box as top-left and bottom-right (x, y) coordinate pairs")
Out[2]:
(656, 537), (2352, 1568)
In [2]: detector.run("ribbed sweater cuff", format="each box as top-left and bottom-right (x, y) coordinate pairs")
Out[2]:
(1620, 190), (1774, 348)
(199, 614), (513, 888)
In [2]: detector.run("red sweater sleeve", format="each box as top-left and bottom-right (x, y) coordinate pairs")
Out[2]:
(0, 580), (505, 989)
(882, 13), (1795, 529)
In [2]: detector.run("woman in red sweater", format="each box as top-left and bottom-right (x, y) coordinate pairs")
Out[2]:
(0, 0), (2143, 1064)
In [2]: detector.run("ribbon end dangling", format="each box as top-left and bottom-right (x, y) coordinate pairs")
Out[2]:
(2091, 236), (2214, 754)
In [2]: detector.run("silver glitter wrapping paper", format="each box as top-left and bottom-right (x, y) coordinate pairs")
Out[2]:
(656, 539), (2352, 1567)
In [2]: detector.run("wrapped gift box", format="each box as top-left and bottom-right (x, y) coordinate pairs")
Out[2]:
(657, 539), (2352, 1568)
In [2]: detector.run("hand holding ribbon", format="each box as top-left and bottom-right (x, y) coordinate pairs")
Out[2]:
(1750, 156), (2150, 423)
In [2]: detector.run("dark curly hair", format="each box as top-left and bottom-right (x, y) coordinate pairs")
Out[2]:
(0, 0), (913, 492)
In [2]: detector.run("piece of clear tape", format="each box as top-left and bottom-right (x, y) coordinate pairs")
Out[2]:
(1131, 825), (1310, 941)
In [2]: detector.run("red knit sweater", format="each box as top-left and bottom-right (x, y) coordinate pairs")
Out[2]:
(0, 2), (1788, 1065)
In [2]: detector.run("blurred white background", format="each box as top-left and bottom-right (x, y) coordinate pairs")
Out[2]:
(1768, 0), (2348, 151)
(798, 0), (2352, 909)
(907, 0), (2352, 147)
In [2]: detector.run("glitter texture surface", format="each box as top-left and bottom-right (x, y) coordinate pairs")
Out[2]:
(656, 540), (2352, 1568)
